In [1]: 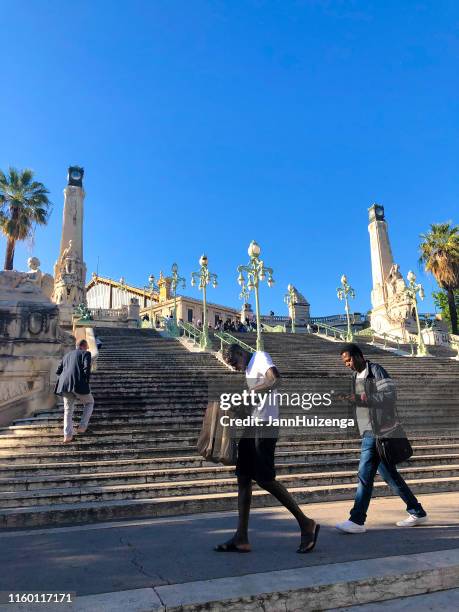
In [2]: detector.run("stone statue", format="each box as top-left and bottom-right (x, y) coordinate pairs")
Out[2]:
(26, 257), (54, 300)
(0, 258), (54, 301)
(60, 240), (80, 275)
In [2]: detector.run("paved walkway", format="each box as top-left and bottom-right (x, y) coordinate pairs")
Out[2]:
(0, 492), (457, 597)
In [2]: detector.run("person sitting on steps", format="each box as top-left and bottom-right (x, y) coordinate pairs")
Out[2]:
(215, 343), (320, 554)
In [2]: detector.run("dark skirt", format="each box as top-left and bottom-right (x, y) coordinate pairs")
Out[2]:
(235, 426), (278, 482)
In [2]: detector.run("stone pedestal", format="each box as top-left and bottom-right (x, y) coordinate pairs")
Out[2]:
(240, 302), (253, 324)
(290, 287), (310, 326)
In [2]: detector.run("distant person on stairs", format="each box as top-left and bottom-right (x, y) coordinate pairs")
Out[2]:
(55, 339), (95, 444)
(215, 343), (320, 554)
(335, 343), (428, 533)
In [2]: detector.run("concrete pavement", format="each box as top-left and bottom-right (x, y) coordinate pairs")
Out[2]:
(0, 492), (458, 599)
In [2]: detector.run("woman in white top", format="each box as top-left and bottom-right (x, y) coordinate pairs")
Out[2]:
(215, 343), (320, 554)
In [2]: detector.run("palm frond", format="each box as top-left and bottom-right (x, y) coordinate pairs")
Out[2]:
(419, 222), (459, 289)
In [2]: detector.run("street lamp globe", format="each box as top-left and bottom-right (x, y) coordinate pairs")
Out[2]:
(288, 283), (293, 292)
(148, 274), (155, 285)
(341, 274), (347, 285)
(199, 254), (208, 267)
(171, 263), (178, 274)
(248, 240), (261, 258)
(407, 270), (416, 283)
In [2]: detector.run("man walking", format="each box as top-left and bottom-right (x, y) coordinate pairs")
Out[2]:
(55, 339), (95, 444)
(336, 343), (427, 533)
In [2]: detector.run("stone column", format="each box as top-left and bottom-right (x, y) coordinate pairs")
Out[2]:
(52, 167), (87, 326)
(368, 204), (413, 337)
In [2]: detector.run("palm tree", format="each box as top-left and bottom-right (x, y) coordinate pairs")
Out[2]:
(0, 167), (51, 270)
(419, 222), (459, 335)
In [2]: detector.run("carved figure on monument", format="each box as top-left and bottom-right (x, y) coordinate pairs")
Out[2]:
(26, 257), (54, 300)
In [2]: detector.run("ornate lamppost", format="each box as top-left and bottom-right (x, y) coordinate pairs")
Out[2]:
(143, 274), (159, 328)
(237, 240), (274, 351)
(191, 254), (217, 349)
(337, 274), (355, 341)
(406, 270), (428, 356)
(170, 262), (186, 334)
(284, 284), (297, 333)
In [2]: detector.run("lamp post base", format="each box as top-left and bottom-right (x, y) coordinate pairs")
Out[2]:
(200, 331), (211, 350)
(169, 321), (180, 338)
(416, 343), (429, 357)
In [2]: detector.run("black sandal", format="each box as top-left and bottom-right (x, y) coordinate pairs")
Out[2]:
(297, 524), (320, 554)
(214, 542), (251, 553)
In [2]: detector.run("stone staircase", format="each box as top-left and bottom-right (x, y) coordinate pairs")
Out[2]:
(0, 328), (458, 530)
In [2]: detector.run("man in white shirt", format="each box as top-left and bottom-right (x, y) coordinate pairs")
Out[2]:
(214, 344), (320, 554)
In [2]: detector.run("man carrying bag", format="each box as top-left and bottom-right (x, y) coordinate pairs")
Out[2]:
(335, 343), (428, 533)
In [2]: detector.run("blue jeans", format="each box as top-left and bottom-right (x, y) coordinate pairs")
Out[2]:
(350, 432), (426, 526)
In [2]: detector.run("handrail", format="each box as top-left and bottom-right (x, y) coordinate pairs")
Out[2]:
(362, 329), (416, 355)
(177, 320), (202, 345)
(262, 323), (286, 333)
(214, 331), (256, 354)
(159, 316), (178, 337)
(313, 322), (347, 341)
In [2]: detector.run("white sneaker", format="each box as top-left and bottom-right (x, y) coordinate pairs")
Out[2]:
(396, 514), (428, 527)
(335, 520), (366, 534)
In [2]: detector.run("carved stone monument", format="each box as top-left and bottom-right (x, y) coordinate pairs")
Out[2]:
(52, 166), (87, 325)
(368, 204), (415, 337)
(0, 262), (65, 425)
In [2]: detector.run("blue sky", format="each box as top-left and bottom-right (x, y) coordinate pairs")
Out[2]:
(1, 0), (458, 316)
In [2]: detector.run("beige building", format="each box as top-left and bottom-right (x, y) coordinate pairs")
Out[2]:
(86, 273), (239, 328)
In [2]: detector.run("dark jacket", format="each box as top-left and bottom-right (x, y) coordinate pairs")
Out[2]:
(54, 349), (92, 395)
(351, 360), (398, 435)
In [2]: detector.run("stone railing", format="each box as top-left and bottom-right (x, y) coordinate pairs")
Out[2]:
(260, 315), (290, 324)
(88, 307), (128, 320)
(451, 334), (459, 359)
(74, 301), (140, 329)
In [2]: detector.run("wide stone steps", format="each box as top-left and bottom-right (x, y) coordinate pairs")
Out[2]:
(1, 327), (457, 530)
(15, 407), (205, 422)
(1, 464), (458, 510)
(1, 453), (458, 493)
(1, 476), (457, 529)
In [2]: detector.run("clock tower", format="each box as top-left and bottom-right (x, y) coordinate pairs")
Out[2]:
(52, 166), (87, 324)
